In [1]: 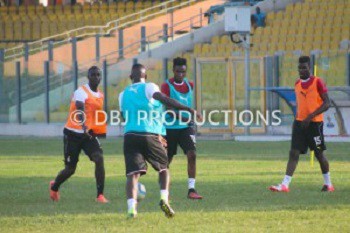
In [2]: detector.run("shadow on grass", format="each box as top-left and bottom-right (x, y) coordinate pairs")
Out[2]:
(0, 176), (349, 218)
(0, 138), (348, 162)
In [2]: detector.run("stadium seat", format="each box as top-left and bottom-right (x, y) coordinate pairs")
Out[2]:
(4, 21), (14, 40)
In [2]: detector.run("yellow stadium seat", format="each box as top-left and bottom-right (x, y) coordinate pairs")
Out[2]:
(36, 5), (45, 15)
(83, 14), (93, 26)
(13, 20), (22, 41)
(63, 5), (72, 15)
(55, 5), (63, 15)
(75, 14), (85, 28)
(0, 6), (7, 15)
(8, 6), (17, 15)
(0, 21), (4, 40)
(66, 18), (76, 31)
(100, 3), (109, 14)
(143, 1), (152, 9)
(125, 1), (134, 10)
(211, 35), (220, 44)
(277, 42), (285, 51)
(46, 5), (55, 14)
(91, 3), (99, 14)
(193, 44), (202, 56)
(27, 5), (35, 14)
(41, 21), (50, 38)
(49, 21), (59, 37)
(4, 21), (13, 40)
(201, 43), (210, 56)
(18, 5), (26, 16)
(220, 35), (230, 44)
(71, 4), (81, 14)
(135, 1), (143, 10)
(82, 3), (91, 13)
(57, 21), (67, 34)
(31, 19), (41, 40)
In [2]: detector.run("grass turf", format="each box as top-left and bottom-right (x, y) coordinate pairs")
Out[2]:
(0, 138), (349, 232)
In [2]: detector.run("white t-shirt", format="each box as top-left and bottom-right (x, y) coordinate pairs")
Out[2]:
(119, 82), (160, 111)
(74, 84), (101, 103)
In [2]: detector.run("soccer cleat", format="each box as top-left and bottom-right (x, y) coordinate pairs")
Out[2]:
(127, 208), (137, 219)
(96, 194), (109, 203)
(321, 184), (335, 192)
(188, 189), (203, 199)
(159, 199), (175, 218)
(49, 180), (60, 201)
(269, 184), (290, 192)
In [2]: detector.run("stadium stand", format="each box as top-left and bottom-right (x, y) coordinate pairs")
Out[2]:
(0, 0), (187, 49)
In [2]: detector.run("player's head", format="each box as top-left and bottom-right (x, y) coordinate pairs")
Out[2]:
(256, 7), (261, 14)
(130, 63), (147, 83)
(173, 57), (187, 82)
(298, 56), (311, 80)
(87, 66), (101, 89)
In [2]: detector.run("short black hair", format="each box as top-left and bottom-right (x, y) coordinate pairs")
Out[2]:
(299, 56), (311, 66)
(173, 57), (187, 67)
(132, 63), (145, 70)
(88, 66), (100, 76)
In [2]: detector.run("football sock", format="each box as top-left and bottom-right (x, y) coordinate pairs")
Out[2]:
(188, 178), (196, 190)
(52, 166), (76, 191)
(160, 190), (169, 203)
(323, 172), (332, 186)
(127, 198), (137, 212)
(95, 159), (105, 196)
(282, 175), (292, 187)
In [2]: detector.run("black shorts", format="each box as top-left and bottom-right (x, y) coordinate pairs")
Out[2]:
(166, 127), (196, 160)
(63, 128), (103, 166)
(123, 132), (168, 176)
(291, 120), (326, 154)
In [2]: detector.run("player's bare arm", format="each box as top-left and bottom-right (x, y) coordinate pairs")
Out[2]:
(153, 92), (202, 121)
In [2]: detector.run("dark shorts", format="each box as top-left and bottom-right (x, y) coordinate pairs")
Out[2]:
(291, 120), (326, 154)
(63, 128), (103, 166)
(123, 132), (168, 176)
(166, 127), (196, 161)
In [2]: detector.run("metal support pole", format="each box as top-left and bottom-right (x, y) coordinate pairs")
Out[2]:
(118, 29), (124, 59)
(96, 34), (100, 62)
(15, 61), (21, 124)
(44, 61), (50, 124)
(162, 58), (168, 81)
(170, 10), (174, 40)
(141, 26), (146, 52)
(163, 24), (168, 43)
(192, 55), (197, 109)
(24, 43), (29, 62)
(73, 61), (78, 90)
(347, 52), (350, 87)
(0, 49), (4, 122)
(264, 56), (274, 118)
(48, 41), (54, 61)
(274, 54), (280, 110)
(103, 60), (108, 113)
(133, 58), (138, 65)
(244, 34), (250, 135)
(311, 54), (316, 75)
(72, 37), (77, 62)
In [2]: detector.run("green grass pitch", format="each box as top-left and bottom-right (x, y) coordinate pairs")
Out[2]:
(0, 138), (349, 232)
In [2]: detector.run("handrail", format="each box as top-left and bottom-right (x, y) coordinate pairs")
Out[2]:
(4, 0), (201, 60)
(76, 10), (204, 69)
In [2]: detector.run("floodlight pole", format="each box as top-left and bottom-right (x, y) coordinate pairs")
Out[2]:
(243, 34), (250, 135)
